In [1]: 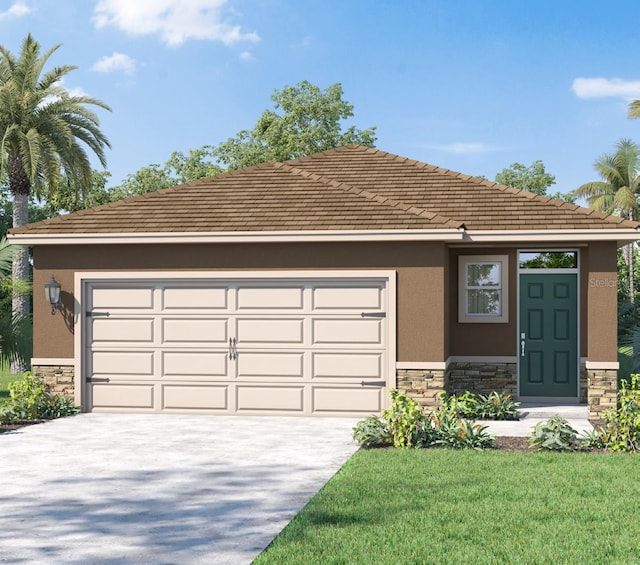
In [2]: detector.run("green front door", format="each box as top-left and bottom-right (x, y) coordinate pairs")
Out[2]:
(519, 273), (578, 397)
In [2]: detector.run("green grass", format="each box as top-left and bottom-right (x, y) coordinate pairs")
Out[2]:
(256, 449), (640, 564)
(0, 361), (22, 402)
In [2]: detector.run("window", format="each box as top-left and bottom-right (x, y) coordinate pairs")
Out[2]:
(519, 251), (577, 269)
(459, 255), (508, 323)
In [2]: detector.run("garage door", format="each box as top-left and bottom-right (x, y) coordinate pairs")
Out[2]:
(84, 277), (390, 416)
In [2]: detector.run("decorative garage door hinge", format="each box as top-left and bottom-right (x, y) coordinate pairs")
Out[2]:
(86, 377), (110, 383)
(86, 311), (110, 317)
(360, 312), (386, 318)
(360, 380), (386, 386)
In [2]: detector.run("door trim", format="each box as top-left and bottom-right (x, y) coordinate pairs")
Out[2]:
(516, 250), (580, 399)
(74, 270), (397, 412)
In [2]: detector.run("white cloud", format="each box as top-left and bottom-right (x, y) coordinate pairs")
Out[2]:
(571, 77), (640, 100)
(0, 1), (31, 20)
(92, 0), (260, 47)
(92, 52), (137, 75)
(239, 51), (253, 61)
(421, 142), (501, 155)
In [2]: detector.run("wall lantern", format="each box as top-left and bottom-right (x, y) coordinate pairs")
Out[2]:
(44, 275), (61, 315)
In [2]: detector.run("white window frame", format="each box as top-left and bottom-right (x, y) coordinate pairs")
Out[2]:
(458, 255), (509, 323)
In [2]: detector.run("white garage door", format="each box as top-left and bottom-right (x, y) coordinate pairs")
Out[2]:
(84, 276), (391, 416)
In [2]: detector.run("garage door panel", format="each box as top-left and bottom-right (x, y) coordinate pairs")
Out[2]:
(162, 384), (228, 410)
(313, 286), (382, 310)
(312, 386), (383, 413)
(92, 351), (154, 376)
(92, 287), (154, 310)
(92, 384), (154, 409)
(237, 353), (303, 378)
(162, 351), (227, 377)
(91, 318), (154, 343)
(237, 287), (303, 310)
(162, 287), (227, 310)
(162, 318), (227, 344)
(236, 385), (304, 412)
(86, 276), (390, 416)
(237, 318), (304, 344)
(313, 353), (382, 379)
(313, 319), (382, 345)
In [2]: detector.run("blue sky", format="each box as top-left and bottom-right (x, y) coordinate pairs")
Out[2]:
(2, 0), (640, 197)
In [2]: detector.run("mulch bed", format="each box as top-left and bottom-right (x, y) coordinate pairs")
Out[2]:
(0, 420), (46, 433)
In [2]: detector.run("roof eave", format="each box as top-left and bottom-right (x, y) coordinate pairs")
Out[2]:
(464, 229), (640, 247)
(6, 228), (466, 246)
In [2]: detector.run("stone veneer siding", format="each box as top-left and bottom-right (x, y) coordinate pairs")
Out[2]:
(33, 365), (75, 399)
(446, 362), (517, 397)
(587, 369), (617, 420)
(396, 369), (447, 409)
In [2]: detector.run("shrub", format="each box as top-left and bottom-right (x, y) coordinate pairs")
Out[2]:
(438, 390), (479, 418)
(430, 411), (494, 449)
(353, 390), (495, 450)
(0, 372), (80, 424)
(383, 390), (434, 449)
(438, 391), (519, 420)
(580, 427), (608, 450)
(529, 417), (579, 451)
(475, 392), (520, 420)
(601, 374), (640, 452)
(352, 415), (392, 448)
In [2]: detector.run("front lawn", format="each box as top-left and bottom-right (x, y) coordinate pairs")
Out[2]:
(0, 362), (20, 403)
(256, 449), (640, 564)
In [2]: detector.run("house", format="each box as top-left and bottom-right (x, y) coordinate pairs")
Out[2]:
(8, 145), (639, 419)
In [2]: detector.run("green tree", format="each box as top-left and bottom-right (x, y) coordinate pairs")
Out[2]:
(166, 146), (222, 185)
(0, 34), (110, 354)
(108, 164), (175, 201)
(573, 138), (640, 301)
(628, 99), (640, 119)
(214, 80), (377, 170)
(495, 160), (556, 195)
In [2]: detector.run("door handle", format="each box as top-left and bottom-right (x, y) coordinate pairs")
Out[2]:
(229, 337), (238, 360)
(520, 332), (526, 357)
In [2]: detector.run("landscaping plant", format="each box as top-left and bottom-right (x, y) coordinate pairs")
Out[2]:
(529, 416), (579, 451)
(0, 372), (80, 424)
(353, 389), (494, 450)
(438, 390), (520, 420)
(601, 373), (640, 452)
(382, 389), (434, 448)
(352, 415), (392, 448)
(431, 412), (494, 449)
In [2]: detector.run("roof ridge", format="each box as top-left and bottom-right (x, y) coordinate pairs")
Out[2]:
(275, 161), (464, 229)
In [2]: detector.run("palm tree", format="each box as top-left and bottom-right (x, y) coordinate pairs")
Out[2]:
(0, 237), (30, 368)
(0, 34), (110, 369)
(573, 138), (640, 301)
(629, 99), (640, 119)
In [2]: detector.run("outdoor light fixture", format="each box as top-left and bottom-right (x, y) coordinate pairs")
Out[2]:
(44, 275), (62, 315)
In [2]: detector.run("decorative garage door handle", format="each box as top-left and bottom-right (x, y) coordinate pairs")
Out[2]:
(229, 337), (238, 360)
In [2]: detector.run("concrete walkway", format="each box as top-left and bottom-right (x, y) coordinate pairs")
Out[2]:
(483, 403), (593, 437)
(0, 414), (360, 565)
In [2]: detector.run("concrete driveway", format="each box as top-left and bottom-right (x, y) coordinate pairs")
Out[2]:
(0, 413), (360, 564)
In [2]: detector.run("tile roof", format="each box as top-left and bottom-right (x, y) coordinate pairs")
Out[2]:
(9, 145), (639, 235)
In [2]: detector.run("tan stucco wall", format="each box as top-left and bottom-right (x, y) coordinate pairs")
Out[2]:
(32, 240), (621, 364)
(586, 241), (618, 362)
(448, 247), (518, 356)
(32, 241), (448, 362)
